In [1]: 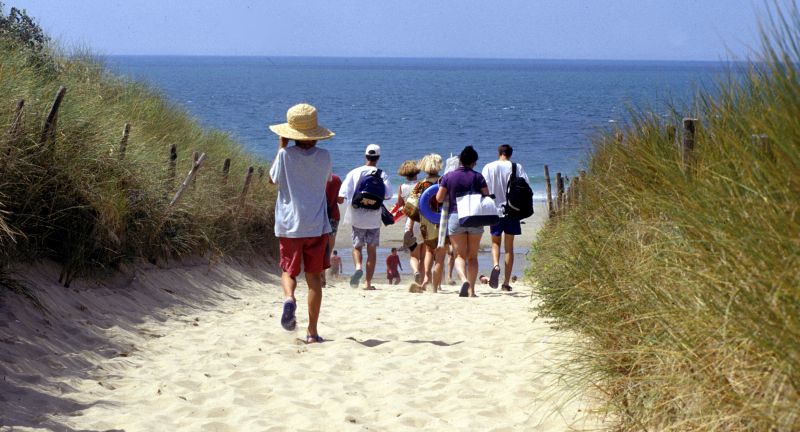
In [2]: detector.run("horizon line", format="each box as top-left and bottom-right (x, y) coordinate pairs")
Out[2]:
(100, 54), (745, 64)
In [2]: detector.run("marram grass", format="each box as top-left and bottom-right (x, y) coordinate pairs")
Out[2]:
(529, 6), (800, 431)
(0, 41), (277, 280)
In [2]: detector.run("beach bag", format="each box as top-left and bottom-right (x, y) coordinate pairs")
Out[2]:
(352, 169), (386, 210)
(503, 163), (534, 220)
(403, 179), (434, 222)
(456, 193), (501, 227)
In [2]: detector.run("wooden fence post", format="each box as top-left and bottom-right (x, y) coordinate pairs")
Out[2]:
(118, 123), (131, 160)
(614, 130), (624, 144)
(578, 170), (587, 203)
(191, 151), (200, 186)
(238, 166), (255, 211)
(7, 99), (24, 138)
(167, 144), (177, 189)
(169, 153), (206, 208)
(40, 86), (67, 146)
(682, 118), (698, 170)
(544, 165), (554, 218)
(666, 124), (676, 146)
(222, 158), (231, 184)
(556, 172), (564, 214)
(569, 176), (578, 207)
(257, 166), (265, 182)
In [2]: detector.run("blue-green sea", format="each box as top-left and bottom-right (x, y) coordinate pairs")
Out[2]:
(107, 56), (732, 198)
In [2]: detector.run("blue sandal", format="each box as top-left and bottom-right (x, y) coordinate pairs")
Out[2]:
(281, 300), (296, 331)
(306, 334), (324, 344)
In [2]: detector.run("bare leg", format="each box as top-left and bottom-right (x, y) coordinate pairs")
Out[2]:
(432, 247), (446, 291)
(447, 246), (455, 282)
(422, 245), (434, 289)
(282, 271), (297, 300)
(449, 233), (469, 283)
(353, 247), (363, 271)
(491, 235), (502, 268)
(503, 233), (515, 286)
(364, 244), (377, 288)
(305, 272), (323, 336)
(467, 233), (482, 296)
(409, 243), (421, 275)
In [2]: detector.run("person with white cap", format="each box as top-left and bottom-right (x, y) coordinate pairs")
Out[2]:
(268, 103), (334, 344)
(338, 144), (393, 290)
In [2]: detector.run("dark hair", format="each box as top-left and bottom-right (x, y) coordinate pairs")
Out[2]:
(333, 250), (338, 255)
(366, 155), (380, 163)
(498, 144), (513, 157)
(459, 145), (479, 167)
(391, 247), (397, 252)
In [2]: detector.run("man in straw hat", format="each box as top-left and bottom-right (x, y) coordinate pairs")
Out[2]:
(269, 103), (335, 344)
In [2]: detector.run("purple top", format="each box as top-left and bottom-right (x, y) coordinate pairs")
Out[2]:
(439, 166), (488, 212)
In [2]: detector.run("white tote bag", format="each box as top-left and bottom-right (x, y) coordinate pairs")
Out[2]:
(456, 194), (501, 227)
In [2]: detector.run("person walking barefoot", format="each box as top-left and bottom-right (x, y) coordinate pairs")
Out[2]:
(436, 146), (490, 297)
(338, 144), (393, 290)
(268, 103), (335, 343)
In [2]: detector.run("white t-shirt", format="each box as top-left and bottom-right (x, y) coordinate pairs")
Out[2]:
(481, 160), (529, 208)
(339, 165), (393, 229)
(269, 146), (332, 238)
(399, 181), (416, 200)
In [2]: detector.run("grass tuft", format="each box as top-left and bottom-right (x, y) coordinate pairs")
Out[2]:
(529, 4), (800, 430)
(0, 31), (277, 282)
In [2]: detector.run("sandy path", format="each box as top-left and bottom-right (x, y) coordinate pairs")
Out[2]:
(55, 276), (599, 431)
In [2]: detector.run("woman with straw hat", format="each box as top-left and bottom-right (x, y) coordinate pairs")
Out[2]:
(268, 103), (335, 344)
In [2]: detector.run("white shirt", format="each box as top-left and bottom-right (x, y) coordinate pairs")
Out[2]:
(481, 160), (529, 208)
(339, 165), (393, 229)
(269, 146), (332, 238)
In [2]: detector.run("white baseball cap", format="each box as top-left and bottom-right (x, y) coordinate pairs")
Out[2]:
(365, 144), (381, 156)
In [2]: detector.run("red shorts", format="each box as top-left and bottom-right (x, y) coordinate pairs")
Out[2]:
(279, 235), (330, 278)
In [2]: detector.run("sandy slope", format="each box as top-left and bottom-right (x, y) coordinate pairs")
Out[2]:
(1, 203), (605, 431)
(1, 262), (602, 431)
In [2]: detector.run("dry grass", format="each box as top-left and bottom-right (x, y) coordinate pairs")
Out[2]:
(528, 5), (800, 431)
(0, 40), (277, 282)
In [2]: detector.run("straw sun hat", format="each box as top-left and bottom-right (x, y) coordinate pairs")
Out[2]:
(269, 103), (335, 141)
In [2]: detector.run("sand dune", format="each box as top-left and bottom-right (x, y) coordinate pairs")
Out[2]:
(1, 258), (603, 431)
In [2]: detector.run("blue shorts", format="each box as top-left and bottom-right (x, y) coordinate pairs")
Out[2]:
(447, 212), (484, 236)
(490, 217), (522, 237)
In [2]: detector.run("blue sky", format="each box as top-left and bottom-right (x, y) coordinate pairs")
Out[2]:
(11, 0), (766, 61)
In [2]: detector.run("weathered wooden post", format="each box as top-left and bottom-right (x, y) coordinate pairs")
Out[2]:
(7, 99), (24, 138)
(578, 170), (587, 204)
(167, 144), (178, 188)
(614, 130), (624, 144)
(191, 151), (200, 186)
(169, 152), (206, 208)
(257, 166), (265, 182)
(682, 118), (698, 170)
(544, 165), (554, 218)
(556, 172), (564, 214)
(222, 158), (231, 184)
(569, 176), (578, 208)
(751, 134), (772, 159)
(237, 166), (255, 212)
(40, 86), (67, 146)
(117, 123), (131, 160)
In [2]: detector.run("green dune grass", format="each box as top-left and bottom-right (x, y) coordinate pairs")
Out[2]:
(528, 6), (800, 431)
(0, 7), (277, 282)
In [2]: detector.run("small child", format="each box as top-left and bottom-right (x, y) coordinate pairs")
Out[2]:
(330, 250), (342, 279)
(386, 247), (403, 285)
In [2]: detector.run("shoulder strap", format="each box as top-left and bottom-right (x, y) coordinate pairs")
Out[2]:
(507, 163), (517, 196)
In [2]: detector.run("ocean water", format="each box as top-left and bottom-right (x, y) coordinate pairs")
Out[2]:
(106, 56), (731, 198)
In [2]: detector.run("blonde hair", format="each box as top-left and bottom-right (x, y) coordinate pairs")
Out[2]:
(397, 160), (421, 178)
(418, 153), (442, 175)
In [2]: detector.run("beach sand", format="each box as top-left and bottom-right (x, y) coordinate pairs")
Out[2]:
(1, 203), (605, 431)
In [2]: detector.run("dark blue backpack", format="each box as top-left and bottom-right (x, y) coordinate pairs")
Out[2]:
(352, 169), (386, 210)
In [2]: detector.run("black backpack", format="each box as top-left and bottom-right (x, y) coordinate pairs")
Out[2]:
(503, 163), (534, 220)
(352, 169), (386, 210)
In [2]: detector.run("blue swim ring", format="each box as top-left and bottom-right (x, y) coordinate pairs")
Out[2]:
(419, 184), (441, 223)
